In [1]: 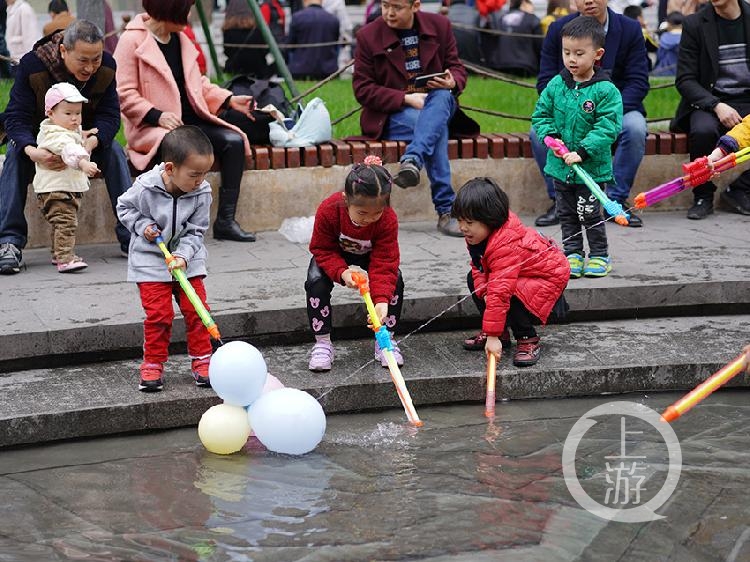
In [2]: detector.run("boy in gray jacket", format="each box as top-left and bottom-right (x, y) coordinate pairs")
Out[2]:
(117, 126), (215, 392)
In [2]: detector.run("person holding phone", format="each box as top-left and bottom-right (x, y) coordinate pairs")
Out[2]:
(353, 0), (478, 237)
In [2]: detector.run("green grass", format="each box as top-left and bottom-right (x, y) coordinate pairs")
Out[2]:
(289, 76), (680, 138)
(0, 75), (680, 145)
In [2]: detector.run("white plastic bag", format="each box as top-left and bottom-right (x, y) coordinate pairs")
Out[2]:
(269, 97), (332, 148)
(278, 216), (315, 244)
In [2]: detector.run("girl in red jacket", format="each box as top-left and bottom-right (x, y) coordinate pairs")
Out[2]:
(306, 156), (404, 372)
(453, 178), (569, 366)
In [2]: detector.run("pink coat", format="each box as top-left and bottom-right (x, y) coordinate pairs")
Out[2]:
(114, 13), (251, 171)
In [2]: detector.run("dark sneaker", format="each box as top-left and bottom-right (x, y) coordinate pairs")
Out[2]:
(139, 362), (164, 392)
(437, 213), (462, 237)
(687, 198), (714, 220)
(534, 202), (559, 227)
(720, 188), (750, 215)
(191, 357), (211, 387)
(394, 159), (420, 188)
(463, 330), (511, 351)
(513, 336), (541, 367)
(0, 243), (23, 275)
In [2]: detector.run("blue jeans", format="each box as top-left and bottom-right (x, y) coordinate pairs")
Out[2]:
(531, 110), (647, 203)
(0, 140), (131, 249)
(383, 89), (457, 215)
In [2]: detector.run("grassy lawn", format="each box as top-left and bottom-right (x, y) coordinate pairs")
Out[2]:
(0, 75), (680, 143)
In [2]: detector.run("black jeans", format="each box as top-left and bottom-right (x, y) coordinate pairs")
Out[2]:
(305, 255), (405, 336)
(554, 179), (608, 257)
(688, 100), (750, 201)
(467, 271), (537, 340)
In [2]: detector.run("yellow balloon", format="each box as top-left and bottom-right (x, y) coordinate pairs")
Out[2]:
(198, 404), (252, 455)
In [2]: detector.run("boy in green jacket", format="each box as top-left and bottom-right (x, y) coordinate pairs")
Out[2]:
(532, 16), (623, 279)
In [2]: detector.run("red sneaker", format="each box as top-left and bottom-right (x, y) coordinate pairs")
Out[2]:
(139, 362), (164, 392)
(191, 357), (211, 387)
(513, 337), (541, 367)
(463, 329), (511, 351)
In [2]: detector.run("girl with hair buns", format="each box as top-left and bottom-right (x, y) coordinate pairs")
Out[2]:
(306, 155), (405, 372)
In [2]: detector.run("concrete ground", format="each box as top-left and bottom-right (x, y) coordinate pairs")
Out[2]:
(0, 211), (749, 447)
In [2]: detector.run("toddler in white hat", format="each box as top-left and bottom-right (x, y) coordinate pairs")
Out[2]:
(32, 82), (100, 272)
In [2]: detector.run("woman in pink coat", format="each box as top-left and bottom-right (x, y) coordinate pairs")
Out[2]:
(114, 0), (256, 242)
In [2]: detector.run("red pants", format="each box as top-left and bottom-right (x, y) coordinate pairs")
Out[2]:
(138, 277), (213, 364)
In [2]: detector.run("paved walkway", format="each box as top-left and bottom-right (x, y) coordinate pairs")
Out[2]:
(1, 211), (749, 447)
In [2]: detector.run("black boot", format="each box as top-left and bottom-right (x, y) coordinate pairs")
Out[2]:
(213, 190), (256, 242)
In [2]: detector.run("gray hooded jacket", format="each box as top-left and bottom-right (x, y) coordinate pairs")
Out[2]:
(116, 164), (212, 283)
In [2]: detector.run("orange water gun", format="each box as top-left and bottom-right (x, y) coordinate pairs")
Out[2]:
(661, 347), (750, 423)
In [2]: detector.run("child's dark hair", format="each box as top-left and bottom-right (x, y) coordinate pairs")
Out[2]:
(666, 10), (683, 27)
(161, 126), (213, 166)
(622, 5), (642, 20)
(451, 177), (510, 229)
(561, 16), (606, 50)
(344, 155), (393, 200)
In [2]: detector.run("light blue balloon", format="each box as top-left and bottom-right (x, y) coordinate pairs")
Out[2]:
(209, 341), (268, 406)
(248, 388), (326, 455)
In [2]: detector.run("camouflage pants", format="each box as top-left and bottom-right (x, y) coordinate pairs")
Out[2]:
(36, 191), (82, 263)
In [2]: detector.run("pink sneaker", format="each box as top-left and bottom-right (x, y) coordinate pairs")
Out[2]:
(375, 341), (404, 368)
(57, 257), (87, 273)
(308, 340), (334, 371)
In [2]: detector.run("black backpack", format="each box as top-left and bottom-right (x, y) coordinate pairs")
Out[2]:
(222, 75), (293, 118)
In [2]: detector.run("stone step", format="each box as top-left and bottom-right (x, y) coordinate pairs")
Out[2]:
(1, 315), (748, 448)
(1, 213), (749, 371)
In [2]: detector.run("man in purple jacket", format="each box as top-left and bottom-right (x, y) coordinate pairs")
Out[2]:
(353, 0), (477, 237)
(531, 0), (649, 228)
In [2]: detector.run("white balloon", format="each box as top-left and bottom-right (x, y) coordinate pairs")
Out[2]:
(209, 341), (268, 406)
(198, 404), (252, 455)
(249, 388), (326, 455)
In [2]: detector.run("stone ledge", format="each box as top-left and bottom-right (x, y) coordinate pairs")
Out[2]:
(0, 315), (747, 448)
(23, 152), (708, 249)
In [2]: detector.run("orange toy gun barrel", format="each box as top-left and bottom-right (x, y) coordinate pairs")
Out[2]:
(661, 350), (749, 423)
(484, 353), (497, 418)
(350, 270), (423, 427)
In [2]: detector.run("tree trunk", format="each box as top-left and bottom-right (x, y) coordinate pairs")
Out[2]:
(76, 0), (105, 32)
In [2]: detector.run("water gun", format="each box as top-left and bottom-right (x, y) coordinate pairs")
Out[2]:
(350, 271), (423, 427)
(661, 348), (749, 423)
(155, 234), (223, 344)
(544, 136), (630, 226)
(635, 147), (750, 209)
(485, 353), (497, 418)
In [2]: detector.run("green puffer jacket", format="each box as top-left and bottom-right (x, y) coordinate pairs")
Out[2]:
(532, 67), (623, 184)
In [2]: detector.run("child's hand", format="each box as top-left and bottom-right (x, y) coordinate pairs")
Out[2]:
(341, 268), (359, 289)
(708, 147), (725, 163)
(563, 152), (582, 166)
(143, 224), (160, 242)
(79, 160), (100, 177)
(167, 256), (187, 272)
(485, 336), (503, 360)
(374, 302), (389, 326)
